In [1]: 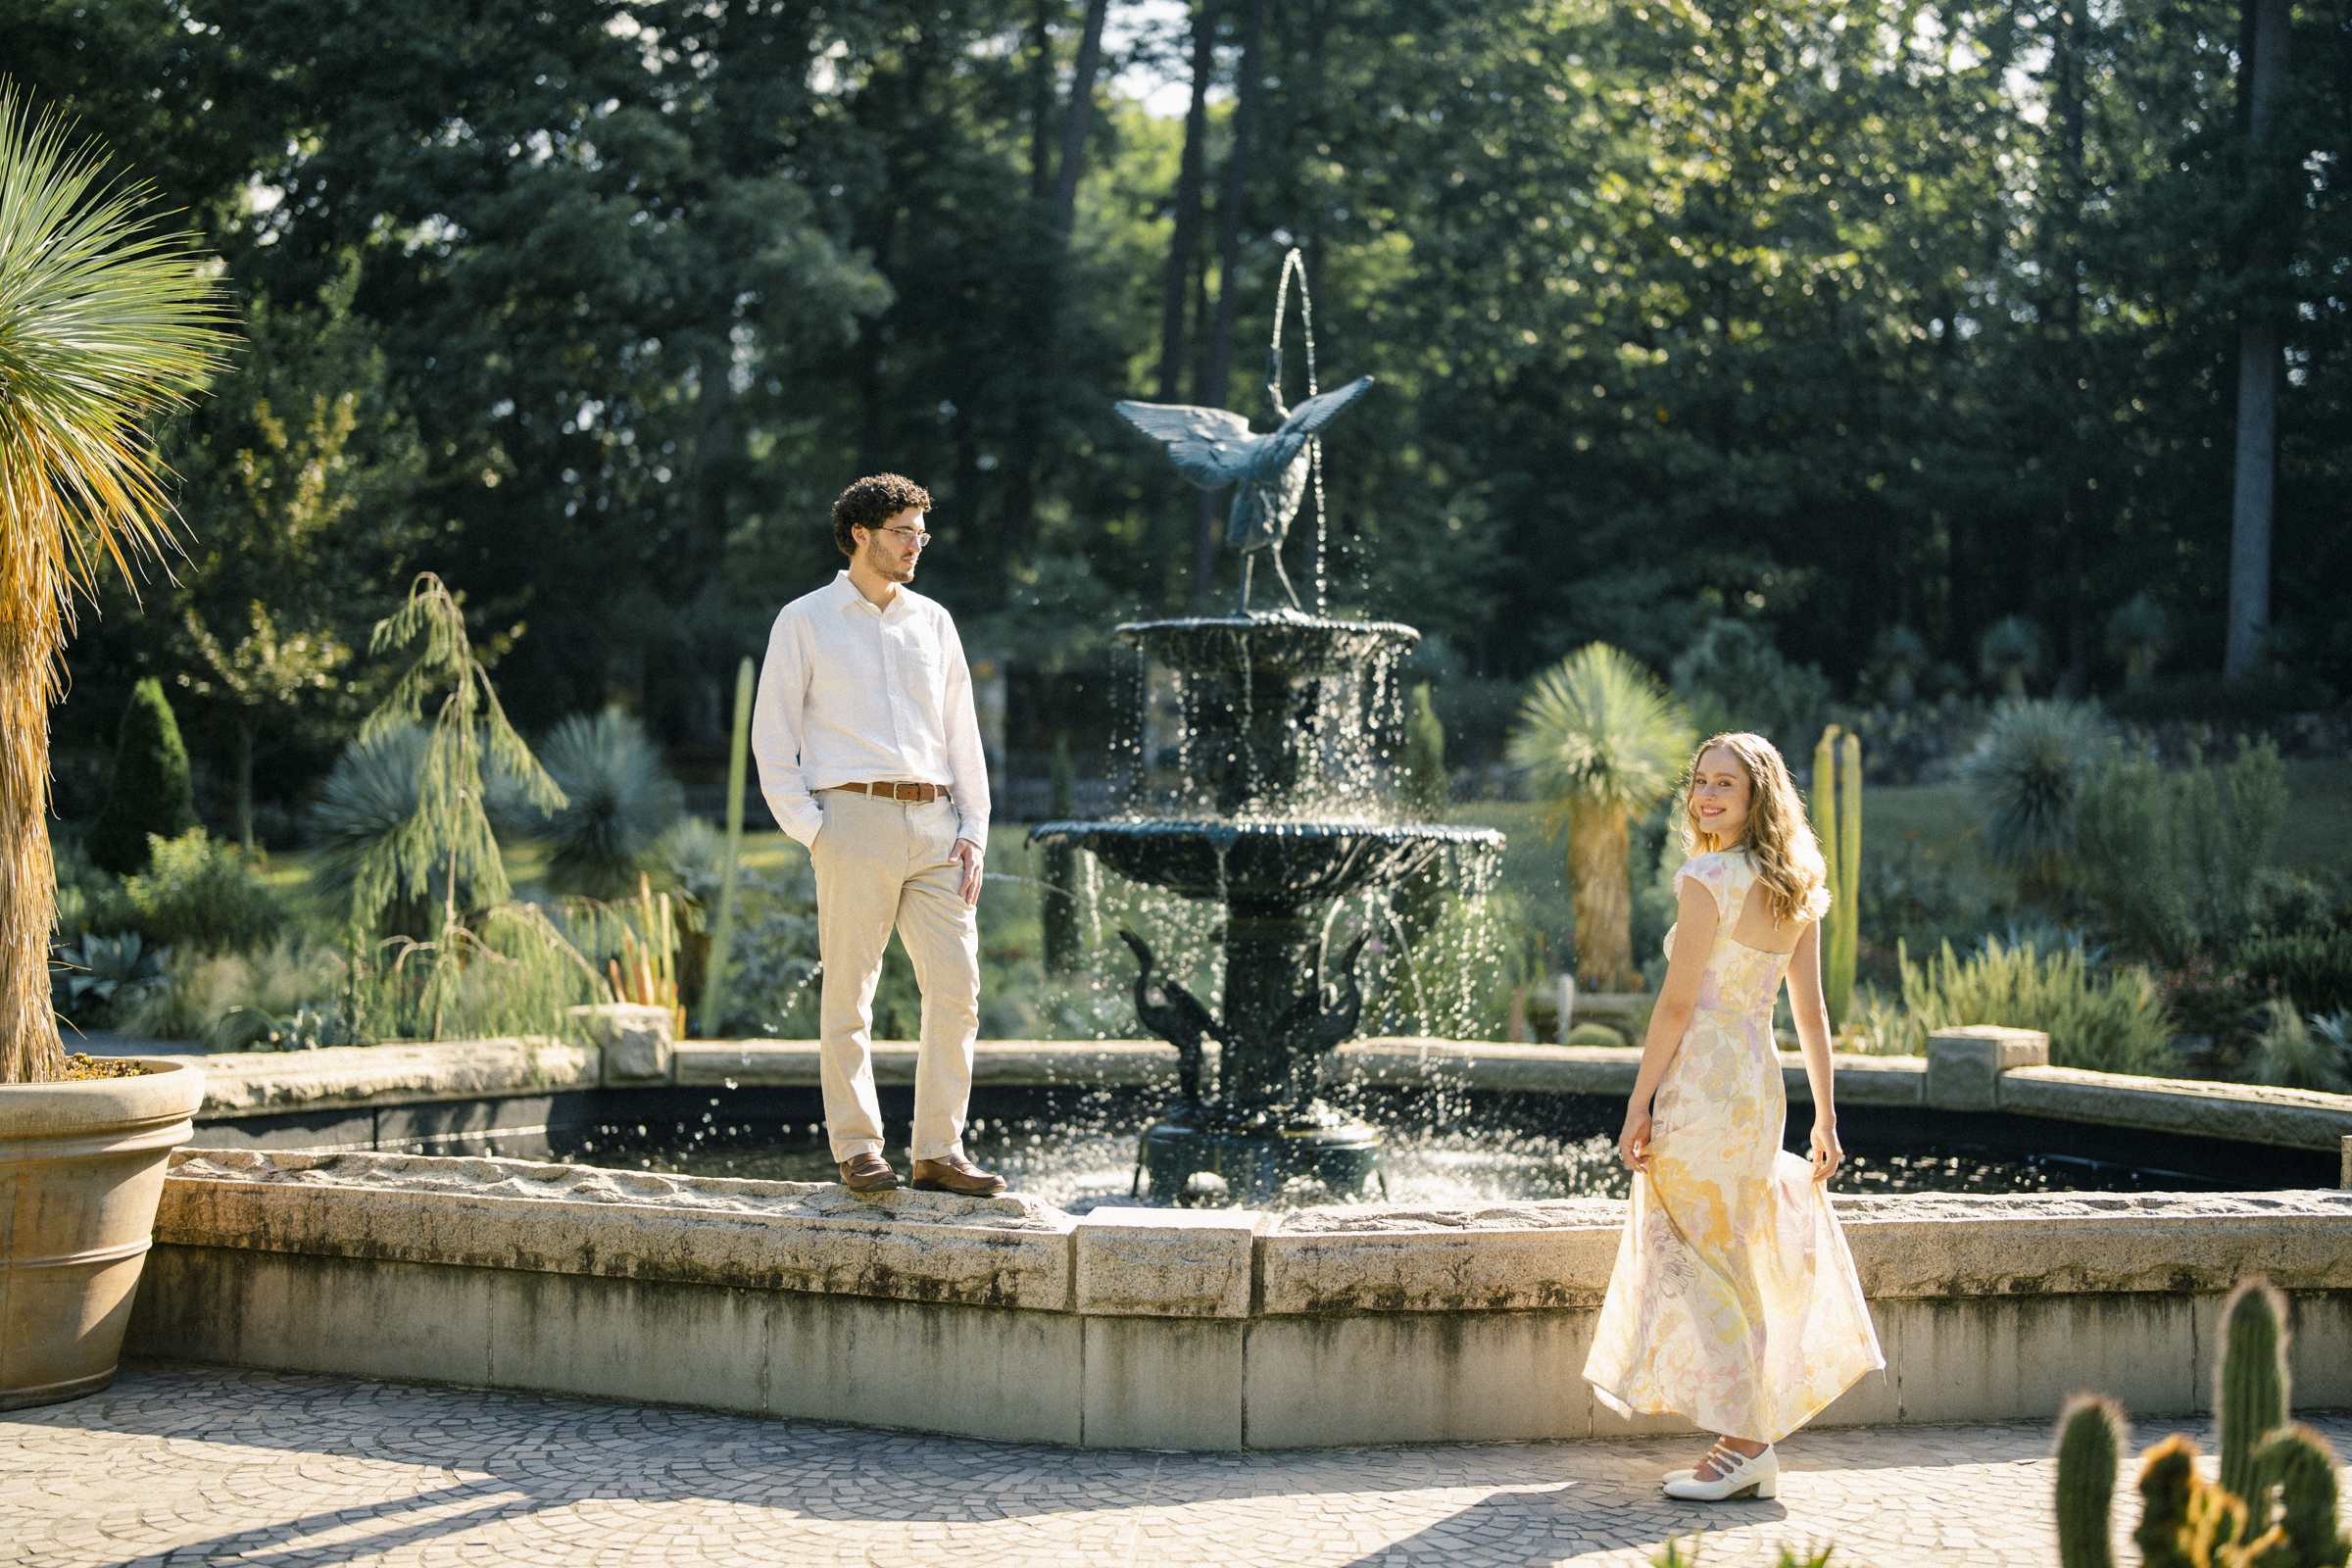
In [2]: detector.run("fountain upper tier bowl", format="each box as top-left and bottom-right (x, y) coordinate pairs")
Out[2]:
(1029, 818), (1503, 908)
(1116, 610), (1420, 676)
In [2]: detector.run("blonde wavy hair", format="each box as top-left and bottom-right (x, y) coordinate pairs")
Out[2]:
(1678, 732), (1831, 926)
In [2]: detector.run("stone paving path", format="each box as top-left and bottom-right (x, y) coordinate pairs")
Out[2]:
(6, 1364), (2346, 1568)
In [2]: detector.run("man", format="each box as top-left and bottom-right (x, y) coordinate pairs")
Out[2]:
(751, 474), (1006, 1197)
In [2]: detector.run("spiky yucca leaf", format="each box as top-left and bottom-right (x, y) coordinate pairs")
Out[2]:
(0, 89), (226, 1081)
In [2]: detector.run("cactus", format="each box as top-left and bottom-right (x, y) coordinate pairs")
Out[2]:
(2220, 1278), (2293, 1516)
(1043, 736), (1083, 974)
(2259, 1425), (2352, 1568)
(1835, 729), (1861, 1023)
(2057, 1395), (2127, 1568)
(2138, 1436), (2207, 1568)
(1809, 724), (1861, 1028)
(697, 657), (756, 1039)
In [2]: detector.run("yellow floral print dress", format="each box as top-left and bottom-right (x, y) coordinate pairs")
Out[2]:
(1583, 848), (1883, 1443)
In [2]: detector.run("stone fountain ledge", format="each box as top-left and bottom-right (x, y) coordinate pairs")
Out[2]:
(168, 1028), (2352, 1156)
(128, 1147), (2352, 1449)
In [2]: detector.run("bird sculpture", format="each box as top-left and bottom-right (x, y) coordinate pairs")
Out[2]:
(1272, 933), (1370, 1105)
(1114, 366), (1375, 612)
(1118, 928), (1226, 1109)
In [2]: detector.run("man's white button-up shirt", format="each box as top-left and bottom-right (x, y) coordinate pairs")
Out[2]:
(752, 570), (991, 850)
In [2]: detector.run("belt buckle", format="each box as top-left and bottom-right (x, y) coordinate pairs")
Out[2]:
(895, 782), (918, 802)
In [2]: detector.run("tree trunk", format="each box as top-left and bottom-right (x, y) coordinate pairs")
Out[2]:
(2, 559), (65, 1083)
(1051, 0), (1110, 238)
(235, 714), (255, 851)
(2226, 0), (2290, 682)
(1567, 800), (1634, 995)
(1149, 3), (1215, 606)
(1189, 0), (1271, 611)
(1027, 0), (1056, 203)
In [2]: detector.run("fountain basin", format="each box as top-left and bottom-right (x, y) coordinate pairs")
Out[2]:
(1117, 611), (1418, 676)
(125, 1147), (2352, 1451)
(1029, 819), (1501, 907)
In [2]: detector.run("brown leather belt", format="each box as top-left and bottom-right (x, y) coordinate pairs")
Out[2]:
(830, 781), (953, 804)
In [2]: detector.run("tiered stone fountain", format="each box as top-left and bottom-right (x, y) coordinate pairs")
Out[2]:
(1033, 619), (1500, 1201)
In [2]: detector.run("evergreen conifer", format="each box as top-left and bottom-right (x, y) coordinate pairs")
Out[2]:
(87, 678), (198, 875)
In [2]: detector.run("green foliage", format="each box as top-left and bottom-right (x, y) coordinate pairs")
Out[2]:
(309, 724), (488, 938)
(349, 572), (564, 934)
(1958, 701), (2107, 908)
(1565, 1020), (1629, 1049)
(2238, 929), (2352, 1021)
(352, 903), (605, 1047)
(2219, 1279), (2291, 1517)
(2244, 1003), (2352, 1095)
(698, 658), (756, 1039)
(2056, 1395), (2126, 1568)
(2135, 1436), (2206, 1568)
(1670, 620), (1834, 761)
(531, 709), (683, 899)
(118, 937), (345, 1051)
(2108, 593), (2170, 691)
(87, 678), (197, 875)
(700, 862), (824, 1040)
(1898, 936), (2171, 1075)
(2074, 743), (2289, 965)
(49, 835), (136, 940)
(1403, 681), (1449, 819)
(48, 931), (170, 1024)
(122, 828), (285, 955)
(1980, 617), (2045, 698)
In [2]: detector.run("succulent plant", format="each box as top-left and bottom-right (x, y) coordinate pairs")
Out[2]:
(2056, 1395), (2126, 1568)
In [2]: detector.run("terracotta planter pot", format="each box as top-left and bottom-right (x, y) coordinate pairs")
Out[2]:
(0, 1056), (205, 1410)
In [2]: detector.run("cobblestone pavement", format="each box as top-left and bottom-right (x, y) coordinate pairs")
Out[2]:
(6, 1364), (2346, 1568)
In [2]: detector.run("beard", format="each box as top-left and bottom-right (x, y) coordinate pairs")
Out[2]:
(862, 538), (916, 583)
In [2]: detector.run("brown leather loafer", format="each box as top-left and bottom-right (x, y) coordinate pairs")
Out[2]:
(838, 1152), (900, 1193)
(909, 1153), (1007, 1197)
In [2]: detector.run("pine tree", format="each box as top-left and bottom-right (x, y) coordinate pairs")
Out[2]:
(87, 678), (199, 876)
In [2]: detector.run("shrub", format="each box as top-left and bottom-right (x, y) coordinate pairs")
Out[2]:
(86, 677), (198, 875)
(1958, 699), (2106, 908)
(49, 834), (136, 939)
(310, 723), (499, 935)
(1667, 617), (1833, 761)
(118, 937), (346, 1050)
(2241, 1002), (2352, 1094)
(2238, 927), (2352, 1019)
(1979, 615), (2044, 698)
(122, 828), (286, 954)
(701, 862), (825, 1039)
(1900, 934), (2173, 1075)
(2073, 740), (2287, 963)
(49, 931), (171, 1027)
(533, 709), (683, 899)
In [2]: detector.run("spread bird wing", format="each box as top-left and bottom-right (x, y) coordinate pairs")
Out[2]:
(1113, 401), (1260, 489)
(1255, 375), (1375, 475)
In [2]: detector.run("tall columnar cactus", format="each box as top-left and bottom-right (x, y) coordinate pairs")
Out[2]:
(2259, 1426), (2352, 1568)
(2136, 1436), (2204, 1568)
(697, 658), (755, 1039)
(1809, 724), (1861, 1028)
(2219, 1277), (2292, 1514)
(1835, 730), (1861, 1021)
(2056, 1395), (2126, 1568)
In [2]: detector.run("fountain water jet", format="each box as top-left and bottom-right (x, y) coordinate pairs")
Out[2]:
(1038, 258), (1505, 1200)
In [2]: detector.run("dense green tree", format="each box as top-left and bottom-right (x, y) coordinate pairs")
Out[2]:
(88, 679), (199, 876)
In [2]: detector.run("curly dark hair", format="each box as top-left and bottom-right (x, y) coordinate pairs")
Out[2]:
(830, 473), (933, 558)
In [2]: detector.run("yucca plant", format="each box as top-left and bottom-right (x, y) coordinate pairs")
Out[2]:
(1981, 614), (2045, 699)
(1959, 699), (2107, 911)
(0, 90), (226, 1082)
(1507, 644), (1694, 993)
(2107, 593), (2170, 692)
(533, 707), (682, 899)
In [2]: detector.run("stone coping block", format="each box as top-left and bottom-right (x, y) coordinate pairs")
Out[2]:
(158, 1152), (2352, 1321)
(160, 1150), (1073, 1310)
(179, 1040), (597, 1119)
(1340, 1038), (1926, 1106)
(2000, 1065), (2352, 1152)
(1073, 1207), (1269, 1318)
(674, 1039), (1190, 1089)
(1926, 1026), (2050, 1112)
(570, 1004), (673, 1086)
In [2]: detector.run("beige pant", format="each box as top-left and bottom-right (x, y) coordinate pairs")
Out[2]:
(808, 789), (980, 1162)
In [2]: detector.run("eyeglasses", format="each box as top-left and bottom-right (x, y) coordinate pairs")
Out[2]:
(870, 527), (931, 546)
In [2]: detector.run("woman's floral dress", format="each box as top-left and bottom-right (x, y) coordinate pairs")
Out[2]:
(1583, 848), (1884, 1443)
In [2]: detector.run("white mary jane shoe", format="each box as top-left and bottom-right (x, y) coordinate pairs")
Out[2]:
(1661, 1444), (1777, 1500)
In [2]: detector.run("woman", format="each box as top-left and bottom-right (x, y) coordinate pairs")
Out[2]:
(1583, 732), (1883, 1501)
